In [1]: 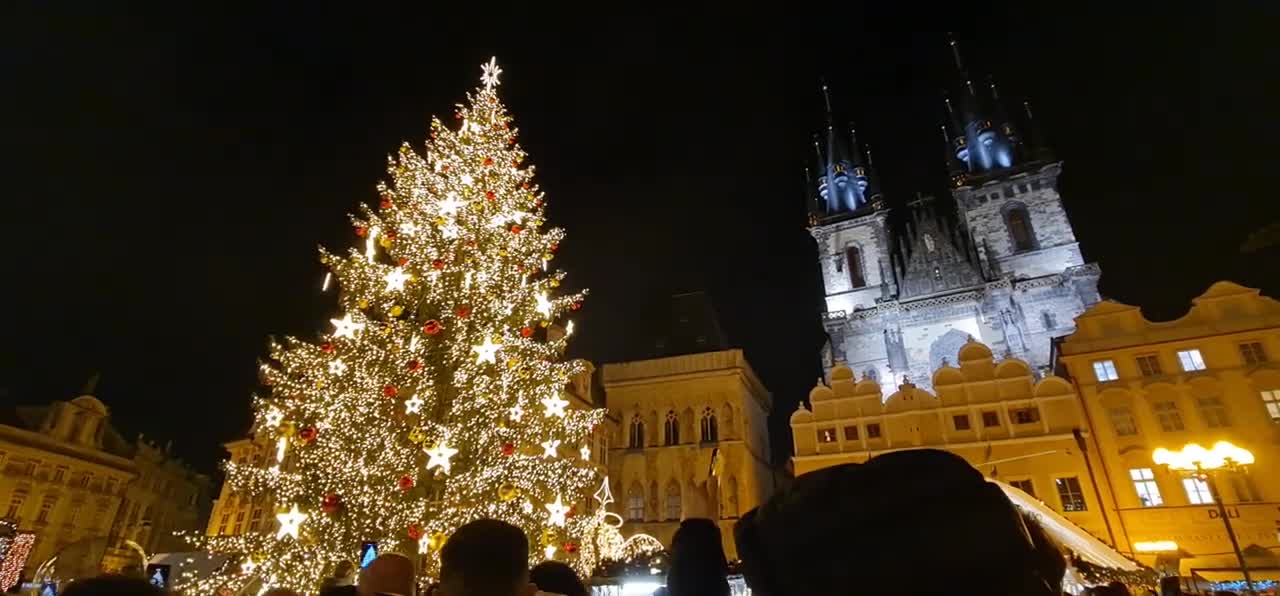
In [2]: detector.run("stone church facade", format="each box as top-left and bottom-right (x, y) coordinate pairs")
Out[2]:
(809, 41), (1101, 392)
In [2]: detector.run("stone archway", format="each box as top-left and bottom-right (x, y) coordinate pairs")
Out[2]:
(929, 329), (972, 373)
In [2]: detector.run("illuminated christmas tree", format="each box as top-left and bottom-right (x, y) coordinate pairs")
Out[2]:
(184, 58), (616, 594)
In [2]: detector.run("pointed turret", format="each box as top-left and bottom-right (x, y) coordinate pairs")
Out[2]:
(811, 81), (872, 218)
(944, 34), (1023, 180)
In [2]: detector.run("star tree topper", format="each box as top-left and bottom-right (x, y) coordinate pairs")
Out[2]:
(481, 56), (503, 90)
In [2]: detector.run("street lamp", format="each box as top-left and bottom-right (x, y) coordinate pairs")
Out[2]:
(1153, 441), (1255, 593)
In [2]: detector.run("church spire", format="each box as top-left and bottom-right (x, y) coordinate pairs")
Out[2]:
(812, 81), (866, 215)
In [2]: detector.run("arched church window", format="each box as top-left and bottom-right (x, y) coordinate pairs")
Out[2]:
(664, 482), (682, 520)
(663, 411), (680, 445)
(628, 415), (645, 449)
(845, 245), (866, 288)
(1005, 205), (1036, 252)
(699, 407), (718, 443)
(627, 483), (645, 521)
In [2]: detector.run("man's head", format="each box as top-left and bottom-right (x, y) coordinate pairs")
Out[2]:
(439, 519), (533, 596)
(334, 560), (357, 579)
(358, 554), (416, 596)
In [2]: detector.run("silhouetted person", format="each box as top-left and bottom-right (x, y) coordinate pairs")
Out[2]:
(62, 576), (166, 596)
(358, 554), (416, 596)
(438, 519), (535, 596)
(734, 449), (1065, 596)
(320, 560), (358, 596)
(529, 561), (586, 596)
(667, 518), (730, 596)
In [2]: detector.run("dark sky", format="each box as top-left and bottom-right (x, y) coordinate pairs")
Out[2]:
(5, 4), (1278, 472)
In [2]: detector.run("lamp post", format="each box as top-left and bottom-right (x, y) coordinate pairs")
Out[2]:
(1153, 441), (1255, 593)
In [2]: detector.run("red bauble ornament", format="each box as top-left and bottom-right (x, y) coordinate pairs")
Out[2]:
(299, 426), (317, 442)
(570, 302), (582, 311)
(485, 191), (496, 201)
(550, 243), (559, 253)
(407, 360), (422, 372)
(380, 198), (393, 210)
(510, 225), (522, 235)
(454, 111), (462, 120)
(455, 305), (472, 319)
(322, 493), (341, 514)
(423, 320), (443, 335)
(432, 259), (446, 270)
(520, 327), (533, 338)
(567, 506), (577, 518)
(466, 240), (477, 248)
(442, 164), (451, 173)
(354, 226), (368, 237)
(483, 157), (494, 167)
(521, 182), (530, 190)
(398, 475), (414, 491)
(501, 442), (515, 456)
(385, 230), (398, 240)
(408, 524), (423, 540)
(564, 542), (578, 554)
(383, 385), (398, 398)
(398, 257), (409, 267)
(516, 265), (525, 273)
(320, 342), (335, 353)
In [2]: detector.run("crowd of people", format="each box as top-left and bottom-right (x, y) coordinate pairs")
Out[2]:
(54, 450), (1243, 596)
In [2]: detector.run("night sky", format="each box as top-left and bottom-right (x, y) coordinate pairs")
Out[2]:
(5, 5), (1278, 472)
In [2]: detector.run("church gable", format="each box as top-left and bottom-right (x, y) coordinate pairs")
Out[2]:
(896, 199), (984, 299)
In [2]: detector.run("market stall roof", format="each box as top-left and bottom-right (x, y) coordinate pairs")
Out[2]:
(990, 479), (1139, 571)
(1190, 568), (1280, 583)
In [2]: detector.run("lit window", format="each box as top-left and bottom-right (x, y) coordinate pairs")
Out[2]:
(1012, 407), (1040, 425)
(865, 423), (881, 439)
(1262, 390), (1280, 423)
(699, 408), (718, 443)
(953, 414), (971, 431)
(627, 485), (644, 521)
(981, 411), (1000, 427)
(663, 411), (680, 446)
(1152, 401), (1185, 432)
(52, 467), (67, 483)
(1239, 342), (1267, 365)
(1010, 479), (1036, 497)
(1197, 397), (1230, 428)
(1177, 349), (1206, 372)
(842, 425), (859, 441)
(818, 428), (837, 443)
(1107, 406), (1138, 437)
(1183, 477), (1213, 504)
(1136, 355), (1162, 377)
(1092, 360), (1120, 382)
(1129, 468), (1163, 507)
(664, 483), (681, 520)
(628, 415), (645, 449)
(1055, 477), (1087, 512)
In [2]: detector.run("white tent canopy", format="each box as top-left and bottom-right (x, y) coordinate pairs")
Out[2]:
(990, 479), (1140, 572)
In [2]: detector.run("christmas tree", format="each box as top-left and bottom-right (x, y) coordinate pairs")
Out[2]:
(183, 58), (618, 594)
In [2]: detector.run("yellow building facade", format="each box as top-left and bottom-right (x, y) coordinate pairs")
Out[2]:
(1, 392), (209, 579)
(602, 348), (774, 558)
(1056, 281), (1280, 577)
(790, 339), (1118, 543)
(206, 437), (276, 538)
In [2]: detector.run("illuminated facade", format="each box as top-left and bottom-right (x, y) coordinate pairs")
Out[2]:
(1055, 281), (1280, 578)
(205, 437), (276, 538)
(601, 294), (774, 558)
(790, 338), (1117, 544)
(0, 390), (208, 578)
(809, 40), (1100, 393)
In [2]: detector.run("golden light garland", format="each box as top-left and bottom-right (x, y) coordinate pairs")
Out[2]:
(180, 58), (617, 594)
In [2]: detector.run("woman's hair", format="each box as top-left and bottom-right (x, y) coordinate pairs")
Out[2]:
(529, 561), (587, 596)
(666, 518), (730, 596)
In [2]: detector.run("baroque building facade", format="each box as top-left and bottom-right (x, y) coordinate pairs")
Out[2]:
(809, 40), (1100, 392)
(0, 387), (209, 579)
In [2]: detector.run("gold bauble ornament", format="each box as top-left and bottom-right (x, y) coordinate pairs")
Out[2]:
(549, 279), (560, 288)
(379, 236), (393, 248)
(408, 428), (426, 444)
(357, 298), (369, 309)
(390, 305), (404, 317)
(428, 532), (448, 551)
(498, 483), (519, 501)
(498, 249), (509, 257)
(434, 216), (447, 227)
(540, 529), (555, 546)
(507, 358), (519, 369)
(280, 423), (297, 437)
(315, 380), (326, 389)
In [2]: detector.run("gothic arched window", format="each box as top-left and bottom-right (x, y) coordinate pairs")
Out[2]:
(627, 484), (645, 521)
(663, 411), (680, 445)
(1005, 205), (1037, 252)
(845, 245), (867, 288)
(628, 415), (645, 449)
(699, 407), (718, 443)
(664, 481), (682, 520)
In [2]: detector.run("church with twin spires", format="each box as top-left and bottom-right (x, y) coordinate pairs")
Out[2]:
(808, 39), (1102, 392)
